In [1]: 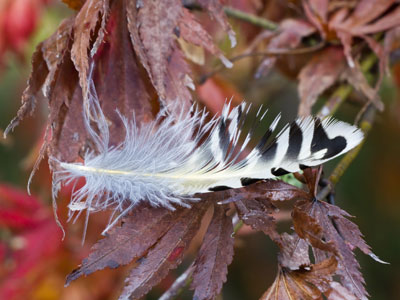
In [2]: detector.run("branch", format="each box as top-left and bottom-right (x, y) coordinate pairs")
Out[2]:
(223, 6), (279, 31)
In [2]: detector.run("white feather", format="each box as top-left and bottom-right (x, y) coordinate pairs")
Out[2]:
(52, 75), (364, 235)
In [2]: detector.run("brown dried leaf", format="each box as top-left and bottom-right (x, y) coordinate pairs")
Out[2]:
(257, 19), (316, 77)
(245, 179), (310, 202)
(48, 0), (155, 162)
(294, 199), (375, 299)
(356, 6), (400, 35)
(119, 202), (209, 300)
(303, 0), (329, 39)
(65, 205), (181, 285)
(197, 0), (236, 47)
(327, 282), (358, 300)
(93, 0), (156, 145)
(298, 47), (346, 116)
(41, 17), (74, 98)
(261, 256), (337, 300)
(179, 8), (231, 68)
(292, 207), (337, 254)
(278, 233), (310, 271)
(341, 60), (384, 111)
(135, 0), (187, 106)
(226, 179), (309, 242)
(339, 0), (394, 30)
(4, 44), (48, 136)
(191, 205), (234, 300)
(71, 0), (109, 109)
(234, 196), (279, 242)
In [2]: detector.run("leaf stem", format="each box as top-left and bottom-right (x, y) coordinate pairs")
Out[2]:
(223, 6), (279, 31)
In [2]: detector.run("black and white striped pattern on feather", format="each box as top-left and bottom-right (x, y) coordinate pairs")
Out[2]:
(56, 101), (363, 221)
(196, 102), (363, 192)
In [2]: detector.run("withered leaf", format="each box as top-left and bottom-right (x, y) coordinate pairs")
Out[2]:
(227, 179), (308, 241)
(197, 0), (236, 47)
(292, 207), (337, 254)
(298, 47), (346, 117)
(49, 0), (156, 162)
(119, 202), (209, 300)
(278, 233), (310, 271)
(65, 205), (182, 285)
(4, 44), (48, 136)
(191, 204), (234, 300)
(327, 282), (358, 300)
(294, 199), (376, 299)
(261, 256), (337, 300)
(256, 19), (316, 78)
(135, 0), (190, 108)
(71, 0), (109, 108)
(178, 8), (232, 68)
(234, 196), (279, 242)
(41, 17), (74, 99)
(93, 0), (156, 146)
(242, 179), (309, 202)
(341, 60), (384, 111)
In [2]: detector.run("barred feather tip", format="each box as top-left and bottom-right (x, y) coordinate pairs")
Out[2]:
(52, 86), (363, 234)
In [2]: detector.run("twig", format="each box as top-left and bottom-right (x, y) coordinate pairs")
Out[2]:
(198, 42), (326, 84)
(158, 264), (195, 300)
(223, 6), (279, 31)
(183, 2), (279, 31)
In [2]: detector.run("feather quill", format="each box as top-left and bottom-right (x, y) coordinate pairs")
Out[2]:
(52, 75), (363, 235)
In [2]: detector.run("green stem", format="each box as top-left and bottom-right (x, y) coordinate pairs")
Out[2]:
(224, 6), (279, 31)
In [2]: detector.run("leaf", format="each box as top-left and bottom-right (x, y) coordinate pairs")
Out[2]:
(341, 60), (384, 111)
(65, 205), (182, 285)
(294, 200), (372, 299)
(93, 0), (156, 145)
(4, 44), (48, 136)
(178, 8), (232, 68)
(278, 233), (310, 271)
(197, 0), (236, 47)
(327, 282), (358, 300)
(118, 202), (209, 300)
(48, 0), (156, 162)
(298, 47), (346, 116)
(261, 256), (337, 300)
(292, 207), (337, 254)
(71, 0), (109, 110)
(227, 179), (309, 242)
(256, 19), (316, 78)
(191, 205), (234, 300)
(134, 0), (188, 107)
(41, 17), (74, 98)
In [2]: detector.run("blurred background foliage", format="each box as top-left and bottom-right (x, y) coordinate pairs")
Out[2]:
(1, 1), (400, 299)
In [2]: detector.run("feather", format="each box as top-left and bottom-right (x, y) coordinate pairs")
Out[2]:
(52, 75), (363, 235)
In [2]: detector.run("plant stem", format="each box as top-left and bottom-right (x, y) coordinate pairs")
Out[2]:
(223, 6), (279, 31)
